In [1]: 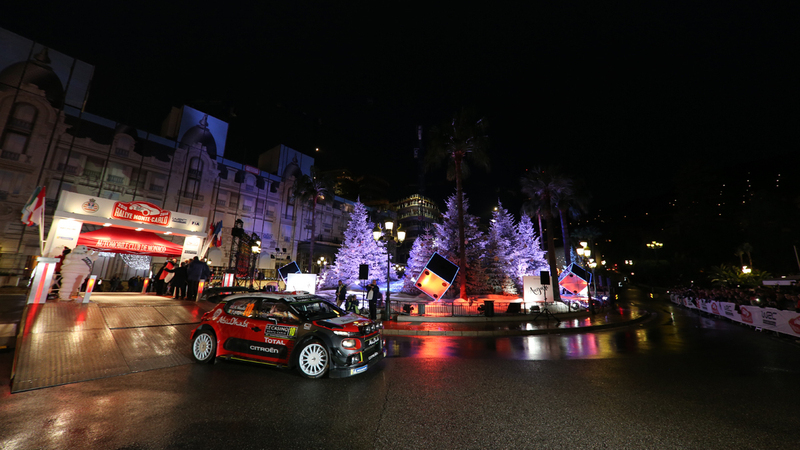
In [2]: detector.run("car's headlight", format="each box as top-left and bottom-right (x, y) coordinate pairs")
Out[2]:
(341, 338), (358, 349)
(333, 330), (357, 337)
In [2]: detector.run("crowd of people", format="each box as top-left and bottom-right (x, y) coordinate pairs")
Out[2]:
(670, 285), (800, 311)
(101, 256), (211, 299)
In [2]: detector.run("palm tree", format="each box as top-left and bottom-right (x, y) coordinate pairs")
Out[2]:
(555, 180), (590, 267)
(292, 167), (333, 273)
(520, 166), (572, 302)
(739, 243), (754, 268)
(427, 108), (489, 299)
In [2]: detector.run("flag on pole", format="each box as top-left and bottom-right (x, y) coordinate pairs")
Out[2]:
(210, 220), (223, 247)
(21, 186), (46, 227)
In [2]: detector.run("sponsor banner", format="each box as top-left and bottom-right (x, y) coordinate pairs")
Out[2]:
(718, 302), (741, 322)
(57, 191), (205, 233)
(778, 311), (800, 338)
(523, 276), (548, 303)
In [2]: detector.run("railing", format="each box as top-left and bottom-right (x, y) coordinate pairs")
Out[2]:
(1, 150), (21, 161)
(56, 163), (79, 174)
(242, 206), (252, 212)
(8, 118), (33, 131)
(180, 191), (204, 201)
(114, 148), (129, 158)
(149, 184), (164, 193)
(106, 174), (125, 184)
(216, 200), (227, 207)
(266, 210), (275, 217)
(84, 169), (102, 179)
(390, 299), (545, 317)
(244, 185), (255, 192)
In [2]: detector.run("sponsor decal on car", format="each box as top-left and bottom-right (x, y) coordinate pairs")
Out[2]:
(303, 323), (311, 330)
(265, 324), (297, 338)
(352, 365), (368, 375)
(264, 337), (286, 346)
(367, 336), (380, 346)
(219, 316), (249, 328)
(368, 350), (379, 361)
(223, 338), (288, 358)
(212, 309), (223, 320)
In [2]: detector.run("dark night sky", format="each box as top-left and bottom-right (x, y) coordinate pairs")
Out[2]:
(3, 2), (798, 218)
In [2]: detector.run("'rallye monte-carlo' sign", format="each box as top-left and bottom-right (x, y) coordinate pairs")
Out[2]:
(112, 201), (171, 225)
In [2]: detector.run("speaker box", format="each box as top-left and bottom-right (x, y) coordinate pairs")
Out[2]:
(278, 261), (301, 281)
(540, 271), (550, 285)
(234, 171), (245, 183)
(358, 264), (369, 280)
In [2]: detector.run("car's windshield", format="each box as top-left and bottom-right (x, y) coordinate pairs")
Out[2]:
(289, 296), (345, 320)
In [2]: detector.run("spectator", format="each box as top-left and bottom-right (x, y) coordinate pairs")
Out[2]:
(186, 257), (211, 300)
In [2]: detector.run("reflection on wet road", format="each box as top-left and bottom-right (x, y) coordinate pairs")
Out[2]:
(387, 325), (669, 360)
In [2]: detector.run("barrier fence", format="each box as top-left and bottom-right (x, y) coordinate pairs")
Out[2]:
(671, 295), (800, 338)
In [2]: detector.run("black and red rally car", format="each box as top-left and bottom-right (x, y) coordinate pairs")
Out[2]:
(189, 291), (385, 378)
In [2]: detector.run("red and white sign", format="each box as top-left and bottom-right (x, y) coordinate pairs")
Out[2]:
(112, 201), (171, 225)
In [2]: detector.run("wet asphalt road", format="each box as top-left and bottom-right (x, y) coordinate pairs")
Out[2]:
(1, 287), (800, 449)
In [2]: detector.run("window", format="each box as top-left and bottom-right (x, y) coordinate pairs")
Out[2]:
(185, 157), (203, 195)
(256, 199), (265, 214)
(150, 172), (168, 192)
(224, 298), (257, 318)
(242, 196), (254, 212)
(84, 156), (106, 180)
(216, 190), (228, 207)
(1, 103), (37, 159)
(256, 301), (300, 323)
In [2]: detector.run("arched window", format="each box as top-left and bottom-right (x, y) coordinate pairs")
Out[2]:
(1, 103), (38, 160)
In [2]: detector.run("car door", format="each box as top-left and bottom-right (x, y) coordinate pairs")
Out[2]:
(218, 297), (263, 358)
(241, 299), (301, 364)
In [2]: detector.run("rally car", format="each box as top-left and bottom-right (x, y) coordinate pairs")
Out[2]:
(189, 292), (385, 378)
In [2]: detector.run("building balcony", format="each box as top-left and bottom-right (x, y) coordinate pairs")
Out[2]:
(1, 149), (21, 161)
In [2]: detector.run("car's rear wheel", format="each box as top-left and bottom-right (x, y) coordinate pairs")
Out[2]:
(192, 330), (216, 363)
(296, 340), (329, 378)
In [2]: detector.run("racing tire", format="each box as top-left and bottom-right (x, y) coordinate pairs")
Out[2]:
(296, 340), (329, 379)
(192, 330), (217, 364)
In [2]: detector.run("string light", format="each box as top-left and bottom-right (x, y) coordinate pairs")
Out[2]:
(121, 254), (151, 270)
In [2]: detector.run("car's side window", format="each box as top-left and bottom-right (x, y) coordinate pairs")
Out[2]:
(256, 301), (300, 324)
(225, 298), (257, 318)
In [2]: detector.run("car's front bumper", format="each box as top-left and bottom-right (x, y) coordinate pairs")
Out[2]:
(329, 344), (386, 378)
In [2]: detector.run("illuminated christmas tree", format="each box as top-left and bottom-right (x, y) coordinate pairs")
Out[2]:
(486, 201), (518, 294)
(513, 214), (548, 293)
(401, 226), (437, 294)
(434, 192), (488, 297)
(326, 201), (393, 287)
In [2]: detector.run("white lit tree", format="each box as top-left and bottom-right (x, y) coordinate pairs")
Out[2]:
(513, 214), (548, 292)
(326, 201), (393, 287)
(486, 201), (518, 294)
(434, 192), (488, 297)
(401, 226), (437, 294)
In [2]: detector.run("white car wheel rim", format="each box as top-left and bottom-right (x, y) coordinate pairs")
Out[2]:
(194, 334), (213, 360)
(300, 343), (328, 376)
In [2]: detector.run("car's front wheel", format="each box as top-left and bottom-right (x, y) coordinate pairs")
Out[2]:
(296, 340), (329, 378)
(192, 330), (216, 364)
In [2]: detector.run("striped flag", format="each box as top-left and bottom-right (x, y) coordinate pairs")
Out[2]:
(21, 186), (46, 227)
(210, 220), (223, 247)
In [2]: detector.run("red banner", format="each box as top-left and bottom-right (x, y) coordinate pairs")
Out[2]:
(112, 201), (171, 225)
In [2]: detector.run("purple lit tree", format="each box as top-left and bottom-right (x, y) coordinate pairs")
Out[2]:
(401, 226), (437, 295)
(486, 201), (518, 294)
(325, 201), (393, 287)
(434, 192), (488, 297)
(513, 214), (548, 293)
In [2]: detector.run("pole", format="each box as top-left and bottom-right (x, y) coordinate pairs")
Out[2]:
(385, 240), (391, 321)
(794, 245), (800, 272)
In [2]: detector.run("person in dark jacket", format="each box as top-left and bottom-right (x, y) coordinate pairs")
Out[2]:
(186, 257), (211, 300)
(167, 261), (189, 299)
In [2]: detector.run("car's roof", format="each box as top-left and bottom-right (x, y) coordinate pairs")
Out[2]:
(220, 291), (323, 303)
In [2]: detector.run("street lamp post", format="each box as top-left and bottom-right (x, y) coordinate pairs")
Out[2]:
(373, 219), (405, 321)
(577, 243), (595, 314)
(647, 240), (663, 260)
